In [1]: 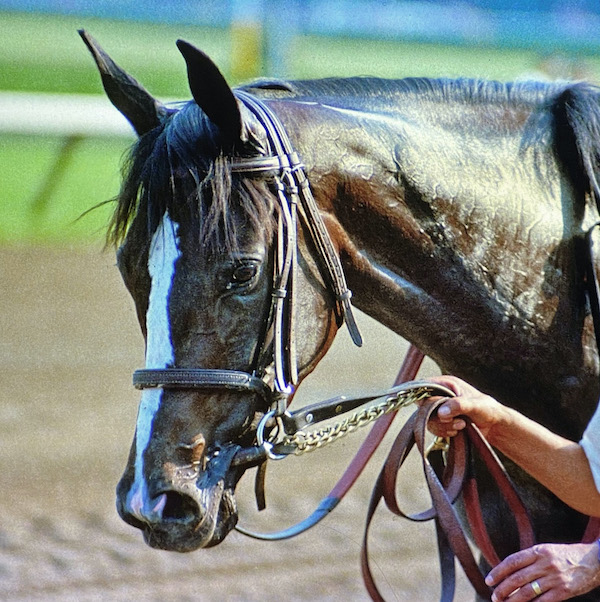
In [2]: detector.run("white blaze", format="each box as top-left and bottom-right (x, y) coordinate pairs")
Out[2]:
(127, 212), (181, 519)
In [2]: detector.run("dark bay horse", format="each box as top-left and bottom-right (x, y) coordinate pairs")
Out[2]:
(81, 30), (600, 598)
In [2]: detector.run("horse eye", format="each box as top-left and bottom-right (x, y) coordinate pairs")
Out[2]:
(231, 264), (258, 284)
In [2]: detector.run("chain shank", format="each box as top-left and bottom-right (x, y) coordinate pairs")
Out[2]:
(273, 385), (444, 456)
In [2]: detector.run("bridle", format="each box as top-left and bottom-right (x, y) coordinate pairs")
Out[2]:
(128, 89), (464, 542)
(230, 89), (364, 401)
(132, 88), (363, 440)
(129, 90), (461, 474)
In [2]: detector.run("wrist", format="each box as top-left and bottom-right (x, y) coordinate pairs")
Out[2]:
(483, 404), (515, 447)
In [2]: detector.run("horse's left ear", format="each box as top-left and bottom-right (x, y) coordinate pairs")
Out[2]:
(176, 40), (243, 144)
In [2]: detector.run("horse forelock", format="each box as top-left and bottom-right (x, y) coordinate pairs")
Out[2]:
(109, 101), (276, 253)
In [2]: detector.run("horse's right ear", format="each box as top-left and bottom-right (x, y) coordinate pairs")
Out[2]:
(79, 29), (167, 136)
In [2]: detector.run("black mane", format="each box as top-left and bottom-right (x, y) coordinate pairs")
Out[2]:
(245, 75), (585, 110)
(111, 75), (600, 247)
(243, 75), (600, 213)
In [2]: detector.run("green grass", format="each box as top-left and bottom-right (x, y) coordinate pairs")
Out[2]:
(293, 36), (541, 81)
(3, 10), (600, 92)
(0, 11), (230, 96)
(1, 134), (126, 246)
(2, 10), (600, 246)
(0, 12), (227, 246)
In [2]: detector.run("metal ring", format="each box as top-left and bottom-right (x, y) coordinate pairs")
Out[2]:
(426, 436), (450, 457)
(256, 410), (275, 446)
(530, 580), (543, 596)
(256, 410), (287, 460)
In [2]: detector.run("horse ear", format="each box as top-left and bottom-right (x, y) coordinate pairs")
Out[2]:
(79, 29), (167, 136)
(176, 40), (243, 144)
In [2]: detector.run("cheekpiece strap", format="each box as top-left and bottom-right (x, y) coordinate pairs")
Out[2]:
(231, 89), (363, 349)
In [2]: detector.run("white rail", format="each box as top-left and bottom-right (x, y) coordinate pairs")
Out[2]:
(0, 92), (134, 137)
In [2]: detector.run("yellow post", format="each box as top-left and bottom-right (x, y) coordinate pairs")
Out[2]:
(230, 0), (263, 83)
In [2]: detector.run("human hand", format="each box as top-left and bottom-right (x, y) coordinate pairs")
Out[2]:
(420, 375), (510, 440)
(485, 542), (600, 601)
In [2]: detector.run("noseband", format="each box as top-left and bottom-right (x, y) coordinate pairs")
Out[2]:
(132, 90), (362, 415)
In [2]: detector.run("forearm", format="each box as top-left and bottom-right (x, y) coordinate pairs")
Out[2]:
(427, 375), (600, 516)
(488, 407), (600, 517)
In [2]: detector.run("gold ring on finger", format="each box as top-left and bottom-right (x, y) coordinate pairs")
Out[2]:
(530, 580), (543, 596)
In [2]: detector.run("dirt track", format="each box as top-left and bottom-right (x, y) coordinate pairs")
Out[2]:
(0, 246), (473, 601)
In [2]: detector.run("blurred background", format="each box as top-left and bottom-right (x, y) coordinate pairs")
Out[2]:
(1, 0), (600, 244)
(1, 1), (600, 600)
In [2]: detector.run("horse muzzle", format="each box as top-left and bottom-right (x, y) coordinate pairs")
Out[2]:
(116, 443), (241, 551)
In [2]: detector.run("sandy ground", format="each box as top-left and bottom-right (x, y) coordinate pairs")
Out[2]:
(0, 246), (474, 601)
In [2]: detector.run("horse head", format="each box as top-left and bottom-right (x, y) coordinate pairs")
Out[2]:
(81, 31), (346, 551)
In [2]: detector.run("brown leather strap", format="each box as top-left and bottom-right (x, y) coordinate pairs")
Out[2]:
(132, 368), (271, 399)
(361, 398), (536, 601)
(430, 452), (458, 601)
(233, 89), (363, 347)
(380, 410), (467, 522)
(254, 460), (268, 511)
(235, 347), (427, 540)
(328, 346), (425, 501)
(462, 475), (501, 568)
(463, 421), (536, 555)
(414, 401), (492, 599)
(582, 516), (600, 543)
(361, 407), (473, 601)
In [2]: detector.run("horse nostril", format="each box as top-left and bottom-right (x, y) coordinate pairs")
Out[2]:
(161, 491), (201, 522)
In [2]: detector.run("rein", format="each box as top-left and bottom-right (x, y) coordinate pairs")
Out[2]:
(361, 397), (536, 602)
(232, 346), (537, 602)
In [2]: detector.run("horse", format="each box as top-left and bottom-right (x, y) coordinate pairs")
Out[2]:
(80, 30), (600, 599)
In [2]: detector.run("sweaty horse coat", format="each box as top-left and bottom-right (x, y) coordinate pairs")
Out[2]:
(81, 30), (600, 599)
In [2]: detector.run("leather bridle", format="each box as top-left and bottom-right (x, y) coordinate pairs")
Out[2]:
(132, 89), (362, 435)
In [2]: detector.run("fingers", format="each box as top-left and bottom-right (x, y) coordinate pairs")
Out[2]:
(417, 395), (464, 420)
(437, 401), (465, 422)
(426, 415), (466, 438)
(435, 397), (474, 425)
(486, 548), (540, 601)
(485, 543), (598, 602)
(424, 374), (480, 397)
(487, 548), (538, 587)
(490, 577), (545, 601)
(490, 578), (548, 600)
(420, 394), (472, 438)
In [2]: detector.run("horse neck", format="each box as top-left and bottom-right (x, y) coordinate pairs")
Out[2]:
(274, 94), (598, 433)
(282, 97), (504, 331)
